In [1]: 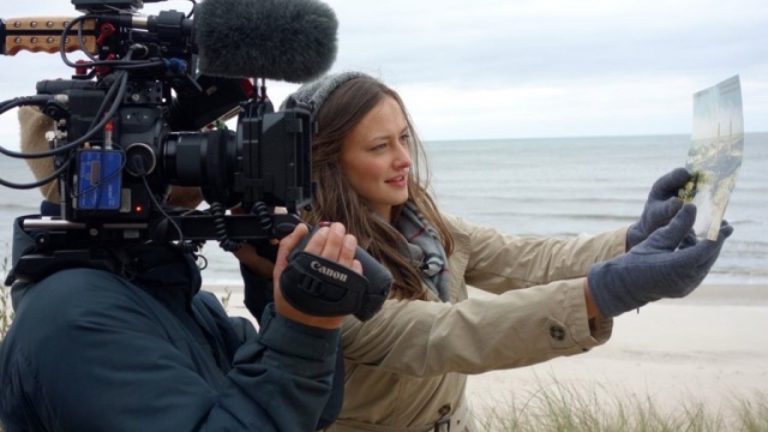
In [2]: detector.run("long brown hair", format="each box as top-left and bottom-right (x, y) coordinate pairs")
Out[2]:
(304, 76), (454, 300)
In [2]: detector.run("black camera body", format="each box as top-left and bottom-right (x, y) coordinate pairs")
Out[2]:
(20, 0), (313, 235)
(37, 77), (312, 226)
(2, 0), (392, 321)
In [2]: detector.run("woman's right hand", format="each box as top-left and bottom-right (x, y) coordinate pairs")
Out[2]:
(272, 223), (363, 329)
(587, 204), (732, 318)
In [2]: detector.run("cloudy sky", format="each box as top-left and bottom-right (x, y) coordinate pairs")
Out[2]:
(0, 0), (766, 148)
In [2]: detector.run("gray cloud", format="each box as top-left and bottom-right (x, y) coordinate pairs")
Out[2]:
(0, 0), (766, 143)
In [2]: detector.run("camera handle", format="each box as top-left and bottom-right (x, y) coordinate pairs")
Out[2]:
(280, 227), (393, 321)
(157, 213), (393, 320)
(279, 225), (393, 321)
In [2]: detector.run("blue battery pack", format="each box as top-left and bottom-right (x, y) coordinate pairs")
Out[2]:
(77, 149), (123, 210)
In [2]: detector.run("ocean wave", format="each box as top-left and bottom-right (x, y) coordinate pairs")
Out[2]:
(709, 266), (768, 278)
(727, 238), (768, 247)
(729, 219), (768, 226)
(467, 210), (638, 223)
(0, 202), (39, 212)
(438, 194), (642, 205)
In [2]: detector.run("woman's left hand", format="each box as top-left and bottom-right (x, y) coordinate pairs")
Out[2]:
(232, 243), (276, 279)
(627, 167), (690, 250)
(228, 206), (279, 278)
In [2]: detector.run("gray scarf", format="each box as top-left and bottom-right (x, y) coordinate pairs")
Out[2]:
(395, 202), (450, 302)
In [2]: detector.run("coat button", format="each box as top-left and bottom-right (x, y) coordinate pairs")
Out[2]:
(549, 325), (566, 341)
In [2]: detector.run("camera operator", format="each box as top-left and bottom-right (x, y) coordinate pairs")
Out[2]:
(0, 107), (357, 431)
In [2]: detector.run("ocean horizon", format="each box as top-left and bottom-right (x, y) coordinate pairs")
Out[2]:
(0, 133), (765, 286)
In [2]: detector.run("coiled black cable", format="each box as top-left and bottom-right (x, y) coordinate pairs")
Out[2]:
(250, 202), (274, 233)
(211, 202), (242, 252)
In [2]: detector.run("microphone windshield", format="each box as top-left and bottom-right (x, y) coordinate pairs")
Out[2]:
(195, 0), (338, 83)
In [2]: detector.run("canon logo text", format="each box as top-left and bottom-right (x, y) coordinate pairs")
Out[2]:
(310, 260), (348, 282)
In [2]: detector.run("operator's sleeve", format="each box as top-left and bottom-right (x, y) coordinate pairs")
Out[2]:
(238, 260), (345, 431)
(0, 268), (339, 432)
(340, 218), (626, 377)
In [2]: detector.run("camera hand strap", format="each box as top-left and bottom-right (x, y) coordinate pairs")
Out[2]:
(279, 250), (373, 321)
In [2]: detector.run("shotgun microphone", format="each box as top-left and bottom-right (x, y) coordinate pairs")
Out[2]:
(195, 0), (338, 83)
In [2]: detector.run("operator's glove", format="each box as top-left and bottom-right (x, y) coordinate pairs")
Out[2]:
(626, 167), (691, 250)
(588, 204), (733, 318)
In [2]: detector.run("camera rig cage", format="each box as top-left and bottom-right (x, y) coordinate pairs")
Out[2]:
(0, 0), (317, 279)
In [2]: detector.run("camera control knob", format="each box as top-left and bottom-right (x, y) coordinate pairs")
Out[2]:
(125, 142), (157, 176)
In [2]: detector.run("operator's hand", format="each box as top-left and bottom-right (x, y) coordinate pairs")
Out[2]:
(626, 167), (691, 250)
(273, 223), (363, 329)
(588, 204), (733, 318)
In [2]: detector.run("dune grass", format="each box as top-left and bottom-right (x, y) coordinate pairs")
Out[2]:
(0, 255), (12, 342)
(474, 380), (768, 432)
(1, 256), (9, 432)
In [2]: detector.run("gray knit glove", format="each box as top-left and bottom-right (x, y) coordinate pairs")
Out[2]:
(589, 204), (733, 318)
(626, 168), (691, 250)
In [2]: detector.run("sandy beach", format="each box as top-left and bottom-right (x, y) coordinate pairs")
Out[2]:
(207, 283), (768, 420)
(462, 284), (768, 420)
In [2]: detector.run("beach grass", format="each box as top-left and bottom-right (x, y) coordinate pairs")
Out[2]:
(3, 284), (768, 432)
(1, 256), (8, 432)
(474, 380), (768, 432)
(1, 255), (12, 341)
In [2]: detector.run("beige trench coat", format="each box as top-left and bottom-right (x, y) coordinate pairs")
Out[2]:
(326, 214), (628, 431)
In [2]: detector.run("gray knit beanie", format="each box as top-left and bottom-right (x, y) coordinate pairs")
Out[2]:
(280, 71), (371, 113)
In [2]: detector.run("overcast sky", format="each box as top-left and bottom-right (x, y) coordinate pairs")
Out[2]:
(0, 0), (766, 148)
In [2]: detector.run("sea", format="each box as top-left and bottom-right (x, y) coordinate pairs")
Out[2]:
(0, 133), (765, 286)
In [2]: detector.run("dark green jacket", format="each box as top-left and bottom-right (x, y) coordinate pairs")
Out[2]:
(0, 217), (339, 431)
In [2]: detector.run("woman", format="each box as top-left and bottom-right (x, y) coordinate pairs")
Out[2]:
(250, 72), (731, 431)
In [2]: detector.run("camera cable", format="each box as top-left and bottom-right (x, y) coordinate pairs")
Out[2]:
(0, 69), (129, 161)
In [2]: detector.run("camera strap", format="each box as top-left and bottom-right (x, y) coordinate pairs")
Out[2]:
(279, 250), (371, 320)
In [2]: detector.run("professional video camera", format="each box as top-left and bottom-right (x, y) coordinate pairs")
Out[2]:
(0, 0), (391, 321)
